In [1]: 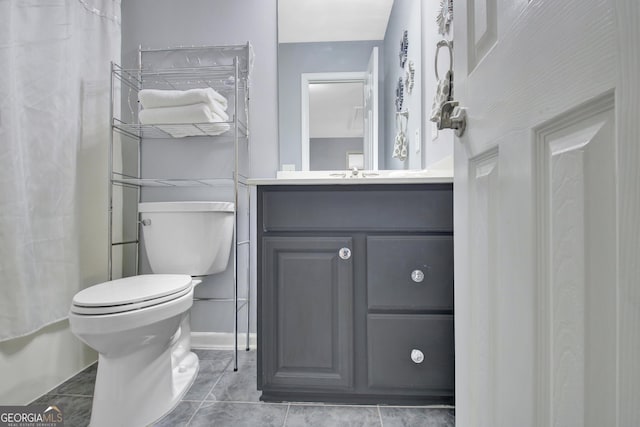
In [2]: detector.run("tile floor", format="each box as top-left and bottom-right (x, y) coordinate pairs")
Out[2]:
(32, 349), (455, 426)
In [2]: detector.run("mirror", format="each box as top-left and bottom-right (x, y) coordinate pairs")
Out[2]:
(278, 0), (423, 171)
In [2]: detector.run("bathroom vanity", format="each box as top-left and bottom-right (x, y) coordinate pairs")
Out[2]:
(253, 175), (454, 405)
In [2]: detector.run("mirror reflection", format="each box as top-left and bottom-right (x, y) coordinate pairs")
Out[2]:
(278, 0), (423, 171)
(308, 81), (364, 170)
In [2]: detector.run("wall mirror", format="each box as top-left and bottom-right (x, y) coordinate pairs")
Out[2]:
(277, 0), (423, 171)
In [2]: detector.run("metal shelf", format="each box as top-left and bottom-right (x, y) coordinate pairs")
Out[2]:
(112, 64), (250, 93)
(111, 172), (247, 188)
(108, 44), (253, 373)
(112, 118), (248, 140)
(112, 177), (232, 188)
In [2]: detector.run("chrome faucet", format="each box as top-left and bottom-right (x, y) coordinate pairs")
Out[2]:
(351, 166), (360, 177)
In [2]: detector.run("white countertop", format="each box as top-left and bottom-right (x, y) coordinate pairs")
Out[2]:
(247, 169), (454, 186)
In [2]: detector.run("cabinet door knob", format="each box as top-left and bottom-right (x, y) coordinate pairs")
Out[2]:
(338, 247), (352, 260)
(411, 269), (425, 283)
(411, 349), (425, 364)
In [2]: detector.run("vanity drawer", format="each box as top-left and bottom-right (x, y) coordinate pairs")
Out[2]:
(367, 236), (453, 311)
(367, 314), (454, 391)
(260, 184), (453, 232)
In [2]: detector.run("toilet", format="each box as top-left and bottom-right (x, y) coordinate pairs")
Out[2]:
(69, 201), (235, 427)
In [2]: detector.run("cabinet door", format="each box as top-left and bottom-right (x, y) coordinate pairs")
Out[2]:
(262, 236), (354, 391)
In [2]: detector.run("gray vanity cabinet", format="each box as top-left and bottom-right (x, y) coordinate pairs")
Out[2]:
(257, 184), (454, 405)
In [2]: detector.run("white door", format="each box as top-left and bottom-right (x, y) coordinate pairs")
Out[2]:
(363, 47), (378, 170)
(454, 0), (639, 426)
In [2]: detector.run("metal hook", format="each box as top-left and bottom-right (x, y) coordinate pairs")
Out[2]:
(438, 101), (467, 137)
(396, 110), (409, 131)
(435, 40), (453, 81)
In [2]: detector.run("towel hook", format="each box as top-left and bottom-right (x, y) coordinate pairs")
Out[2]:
(396, 110), (409, 131)
(435, 40), (453, 81)
(439, 101), (467, 137)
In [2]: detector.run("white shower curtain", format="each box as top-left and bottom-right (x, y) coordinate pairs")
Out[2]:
(0, 0), (121, 341)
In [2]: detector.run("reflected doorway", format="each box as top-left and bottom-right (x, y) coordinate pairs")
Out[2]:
(308, 80), (364, 170)
(301, 47), (378, 171)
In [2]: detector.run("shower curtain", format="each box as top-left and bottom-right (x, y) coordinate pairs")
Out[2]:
(0, 0), (120, 341)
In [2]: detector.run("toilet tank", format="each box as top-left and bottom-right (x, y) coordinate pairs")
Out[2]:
(138, 201), (235, 276)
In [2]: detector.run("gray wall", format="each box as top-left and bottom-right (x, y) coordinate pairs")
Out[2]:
(121, 0), (278, 334)
(383, 0), (422, 170)
(310, 137), (364, 170)
(278, 41), (383, 170)
(122, 0), (278, 179)
(421, 0), (454, 168)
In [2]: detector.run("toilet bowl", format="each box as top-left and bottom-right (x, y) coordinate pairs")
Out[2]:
(69, 201), (235, 427)
(69, 275), (196, 427)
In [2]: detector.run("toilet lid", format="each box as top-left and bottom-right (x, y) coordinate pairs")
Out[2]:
(71, 274), (192, 315)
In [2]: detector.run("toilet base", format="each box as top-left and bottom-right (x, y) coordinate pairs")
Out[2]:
(88, 340), (199, 427)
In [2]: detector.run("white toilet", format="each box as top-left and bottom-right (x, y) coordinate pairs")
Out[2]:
(69, 201), (235, 427)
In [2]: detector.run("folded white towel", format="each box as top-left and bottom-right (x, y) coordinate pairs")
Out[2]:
(155, 122), (231, 138)
(139, 88), (228, 110)
(138, 103), (225, 125)
(207, 100), (229, 122)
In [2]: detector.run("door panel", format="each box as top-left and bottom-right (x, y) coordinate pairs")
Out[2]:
(466, 0), (497, 70)
(536, 97), (616, 426)
(467, 151), (499, 424)
(454, 0), (637, 425)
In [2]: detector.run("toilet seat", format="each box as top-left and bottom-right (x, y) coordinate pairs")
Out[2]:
(71, 274), (193, 315)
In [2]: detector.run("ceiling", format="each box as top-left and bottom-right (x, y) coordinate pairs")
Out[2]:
(278, 0), (394, 43)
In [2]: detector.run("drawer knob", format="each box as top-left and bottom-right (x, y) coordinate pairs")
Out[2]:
(411, 269), (425, 283)
(411, 349), (425, 364)
(338, 247), (352, 260)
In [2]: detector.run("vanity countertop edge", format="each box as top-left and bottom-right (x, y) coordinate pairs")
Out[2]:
(247, 176), (453, 186)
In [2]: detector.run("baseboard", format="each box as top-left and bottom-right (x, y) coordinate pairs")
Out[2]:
(191, 332), (257, 350)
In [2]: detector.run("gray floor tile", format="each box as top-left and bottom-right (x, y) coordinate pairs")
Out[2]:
(31, 394), (93, 427)
(27, 349), (456, 426)
(378, 407), (455, 427)
(182, 358), (231, 401)
(190, 402), (288, 427)
(206, 367), (261, 402)
(152, 401), (201, 427)
(193, 349), (233, 361)
(225, 348), (257, 371)
(285, 404), (381, 427)
(237, 349), (257, 367)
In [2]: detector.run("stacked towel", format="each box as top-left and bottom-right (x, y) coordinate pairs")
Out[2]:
(139, 88), (228, 110)
(139, 103), (221, 124)
(138, 88), (230, 138)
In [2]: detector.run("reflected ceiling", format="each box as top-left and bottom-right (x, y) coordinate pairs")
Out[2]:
(278, 0), (394, 43)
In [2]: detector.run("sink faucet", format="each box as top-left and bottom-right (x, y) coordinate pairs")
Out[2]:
(351, 166), (360, 177)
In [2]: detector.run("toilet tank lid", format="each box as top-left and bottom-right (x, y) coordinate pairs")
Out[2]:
(138, 201), (235, 213)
